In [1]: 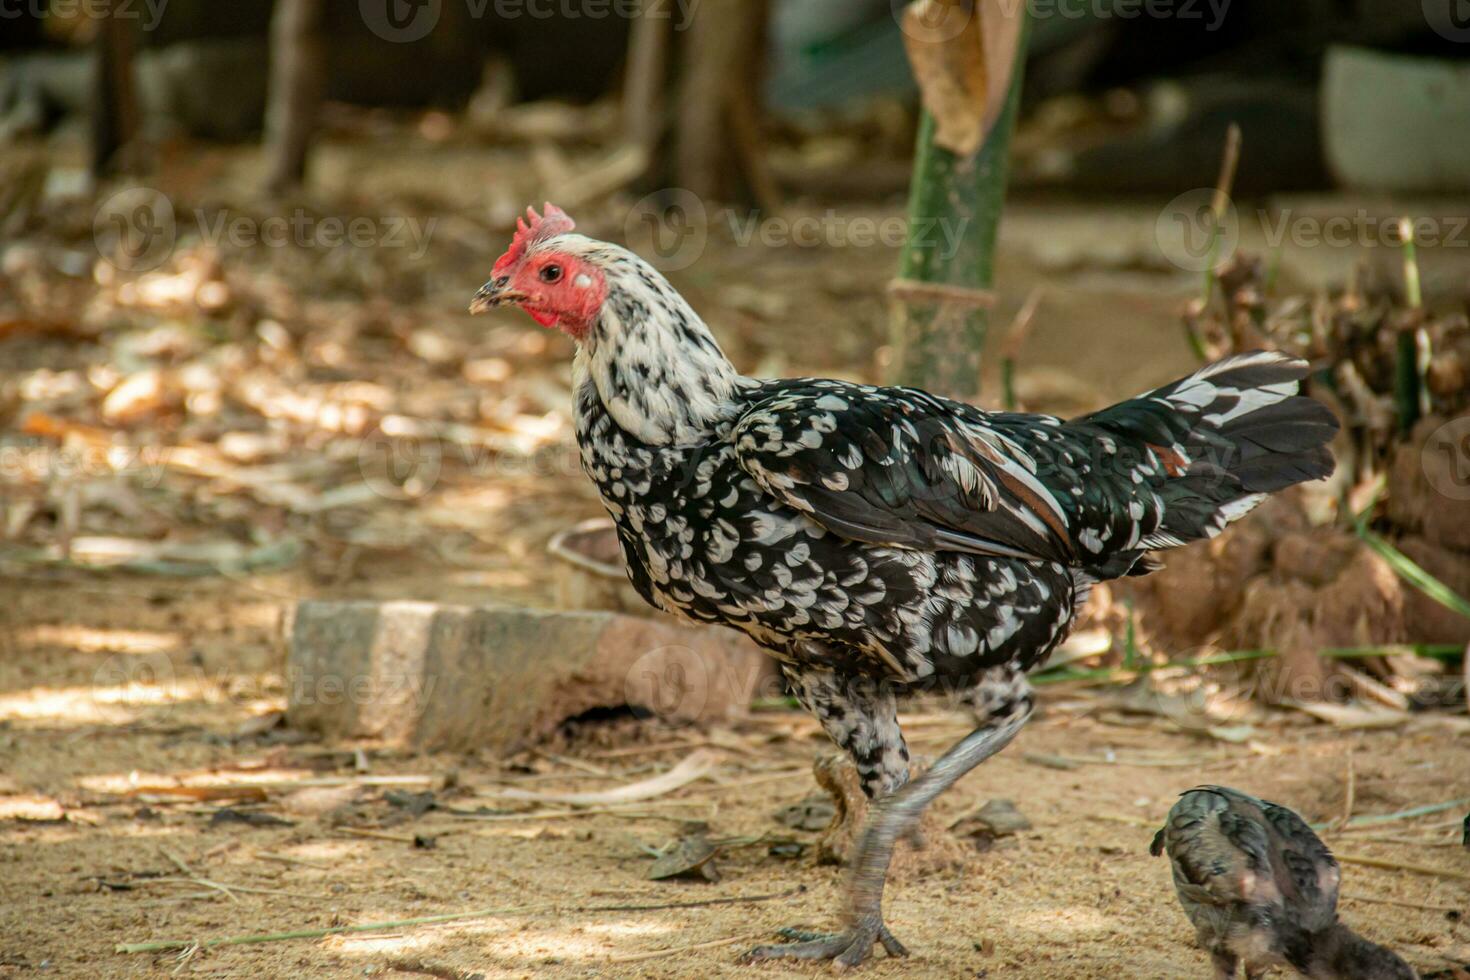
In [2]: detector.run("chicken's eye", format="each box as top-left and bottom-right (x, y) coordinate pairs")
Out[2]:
(539, 264), (563, 284)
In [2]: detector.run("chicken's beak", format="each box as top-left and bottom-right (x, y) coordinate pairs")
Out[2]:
(468, 279), (527, 315)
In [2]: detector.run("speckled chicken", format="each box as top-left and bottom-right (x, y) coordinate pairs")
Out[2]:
(1152, 786), (1417, 979)
(470, 206), (1339, 968)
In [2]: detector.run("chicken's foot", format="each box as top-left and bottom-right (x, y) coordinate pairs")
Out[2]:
(742, 674), (1033, 969)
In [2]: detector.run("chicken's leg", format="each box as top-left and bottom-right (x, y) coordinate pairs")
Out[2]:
(784, 666), (912, 799)
(1209, 948), (1239, 979)
(743, 669), (1033, 969)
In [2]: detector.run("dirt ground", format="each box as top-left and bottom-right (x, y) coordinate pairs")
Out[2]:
(3, 131), (1469, 978)
(2, 574), (1468, 979)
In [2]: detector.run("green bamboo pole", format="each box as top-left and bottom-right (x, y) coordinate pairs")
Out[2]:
(889, 15), (1028, 399)
(1393, 216), (1432, 435)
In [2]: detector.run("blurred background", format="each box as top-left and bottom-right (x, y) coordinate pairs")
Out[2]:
(2, 3), (1469, 975)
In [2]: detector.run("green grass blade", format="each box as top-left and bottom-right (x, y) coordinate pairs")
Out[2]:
(1357, 529), (1470, 622)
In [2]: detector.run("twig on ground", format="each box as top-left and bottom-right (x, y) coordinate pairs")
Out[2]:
(530, 749), (613, 777)
(451, 800), (711, 823)
(117, 774), (438, 801)
(1337, 752), (1356, 831)
(477, 750), (719, 805)
(256, 852), (332, 870)
(607, 930), (767, 964)
(1350, 834), (1467, 848)
(159, 846), (238, 903)
(1333, 797), (1470, 830)
(151, 877), (326, 900)
(1341, 664), (1411, 712)
(1335, 853), (1470, 882)
(1340, 891), (1464, 915)
(587, 739), (713, 759)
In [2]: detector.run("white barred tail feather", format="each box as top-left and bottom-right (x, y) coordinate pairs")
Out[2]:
(1074, 350), (1338, 566)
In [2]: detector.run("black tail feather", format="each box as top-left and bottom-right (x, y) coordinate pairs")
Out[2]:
(1079, 350), (1339, 555)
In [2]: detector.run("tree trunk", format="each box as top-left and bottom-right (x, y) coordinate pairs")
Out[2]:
(889, 12), (1028, 401)
(264, 0), (326, 193)
(90, 0), (139, 178)
(624, 2), (672, 159)
(676, 0), (772, 203)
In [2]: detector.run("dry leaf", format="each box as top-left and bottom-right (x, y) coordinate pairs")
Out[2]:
(279, 785), (364, 817)
(101, 369), (168, 423)
(1287, 700), (1410, 730)
(648, 834), (720, 882)
(900, 0), (1025, 156)
(479, 749), (719, 805)
(0, 794), (66, 821)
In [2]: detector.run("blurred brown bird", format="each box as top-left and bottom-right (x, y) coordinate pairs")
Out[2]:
(1152, 786), (1417, 980)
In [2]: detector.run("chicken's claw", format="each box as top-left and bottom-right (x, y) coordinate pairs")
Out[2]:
(739, 917), (908, 970)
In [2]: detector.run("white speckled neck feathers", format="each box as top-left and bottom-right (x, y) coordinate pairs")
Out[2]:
(557, 236), (743, 447)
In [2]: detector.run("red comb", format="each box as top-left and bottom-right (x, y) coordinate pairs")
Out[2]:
(492, 203), (576, 276)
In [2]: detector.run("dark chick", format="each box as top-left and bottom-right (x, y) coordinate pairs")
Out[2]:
(1152, 786), (1418, 979)
(473, 206), (1339, 968)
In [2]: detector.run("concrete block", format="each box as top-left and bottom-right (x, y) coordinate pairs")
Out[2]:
(286, 601), (776, 751)
(1324, 46), (1470, 193)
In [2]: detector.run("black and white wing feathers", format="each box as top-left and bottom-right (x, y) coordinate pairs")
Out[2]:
(730, 383), (1075, 565)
